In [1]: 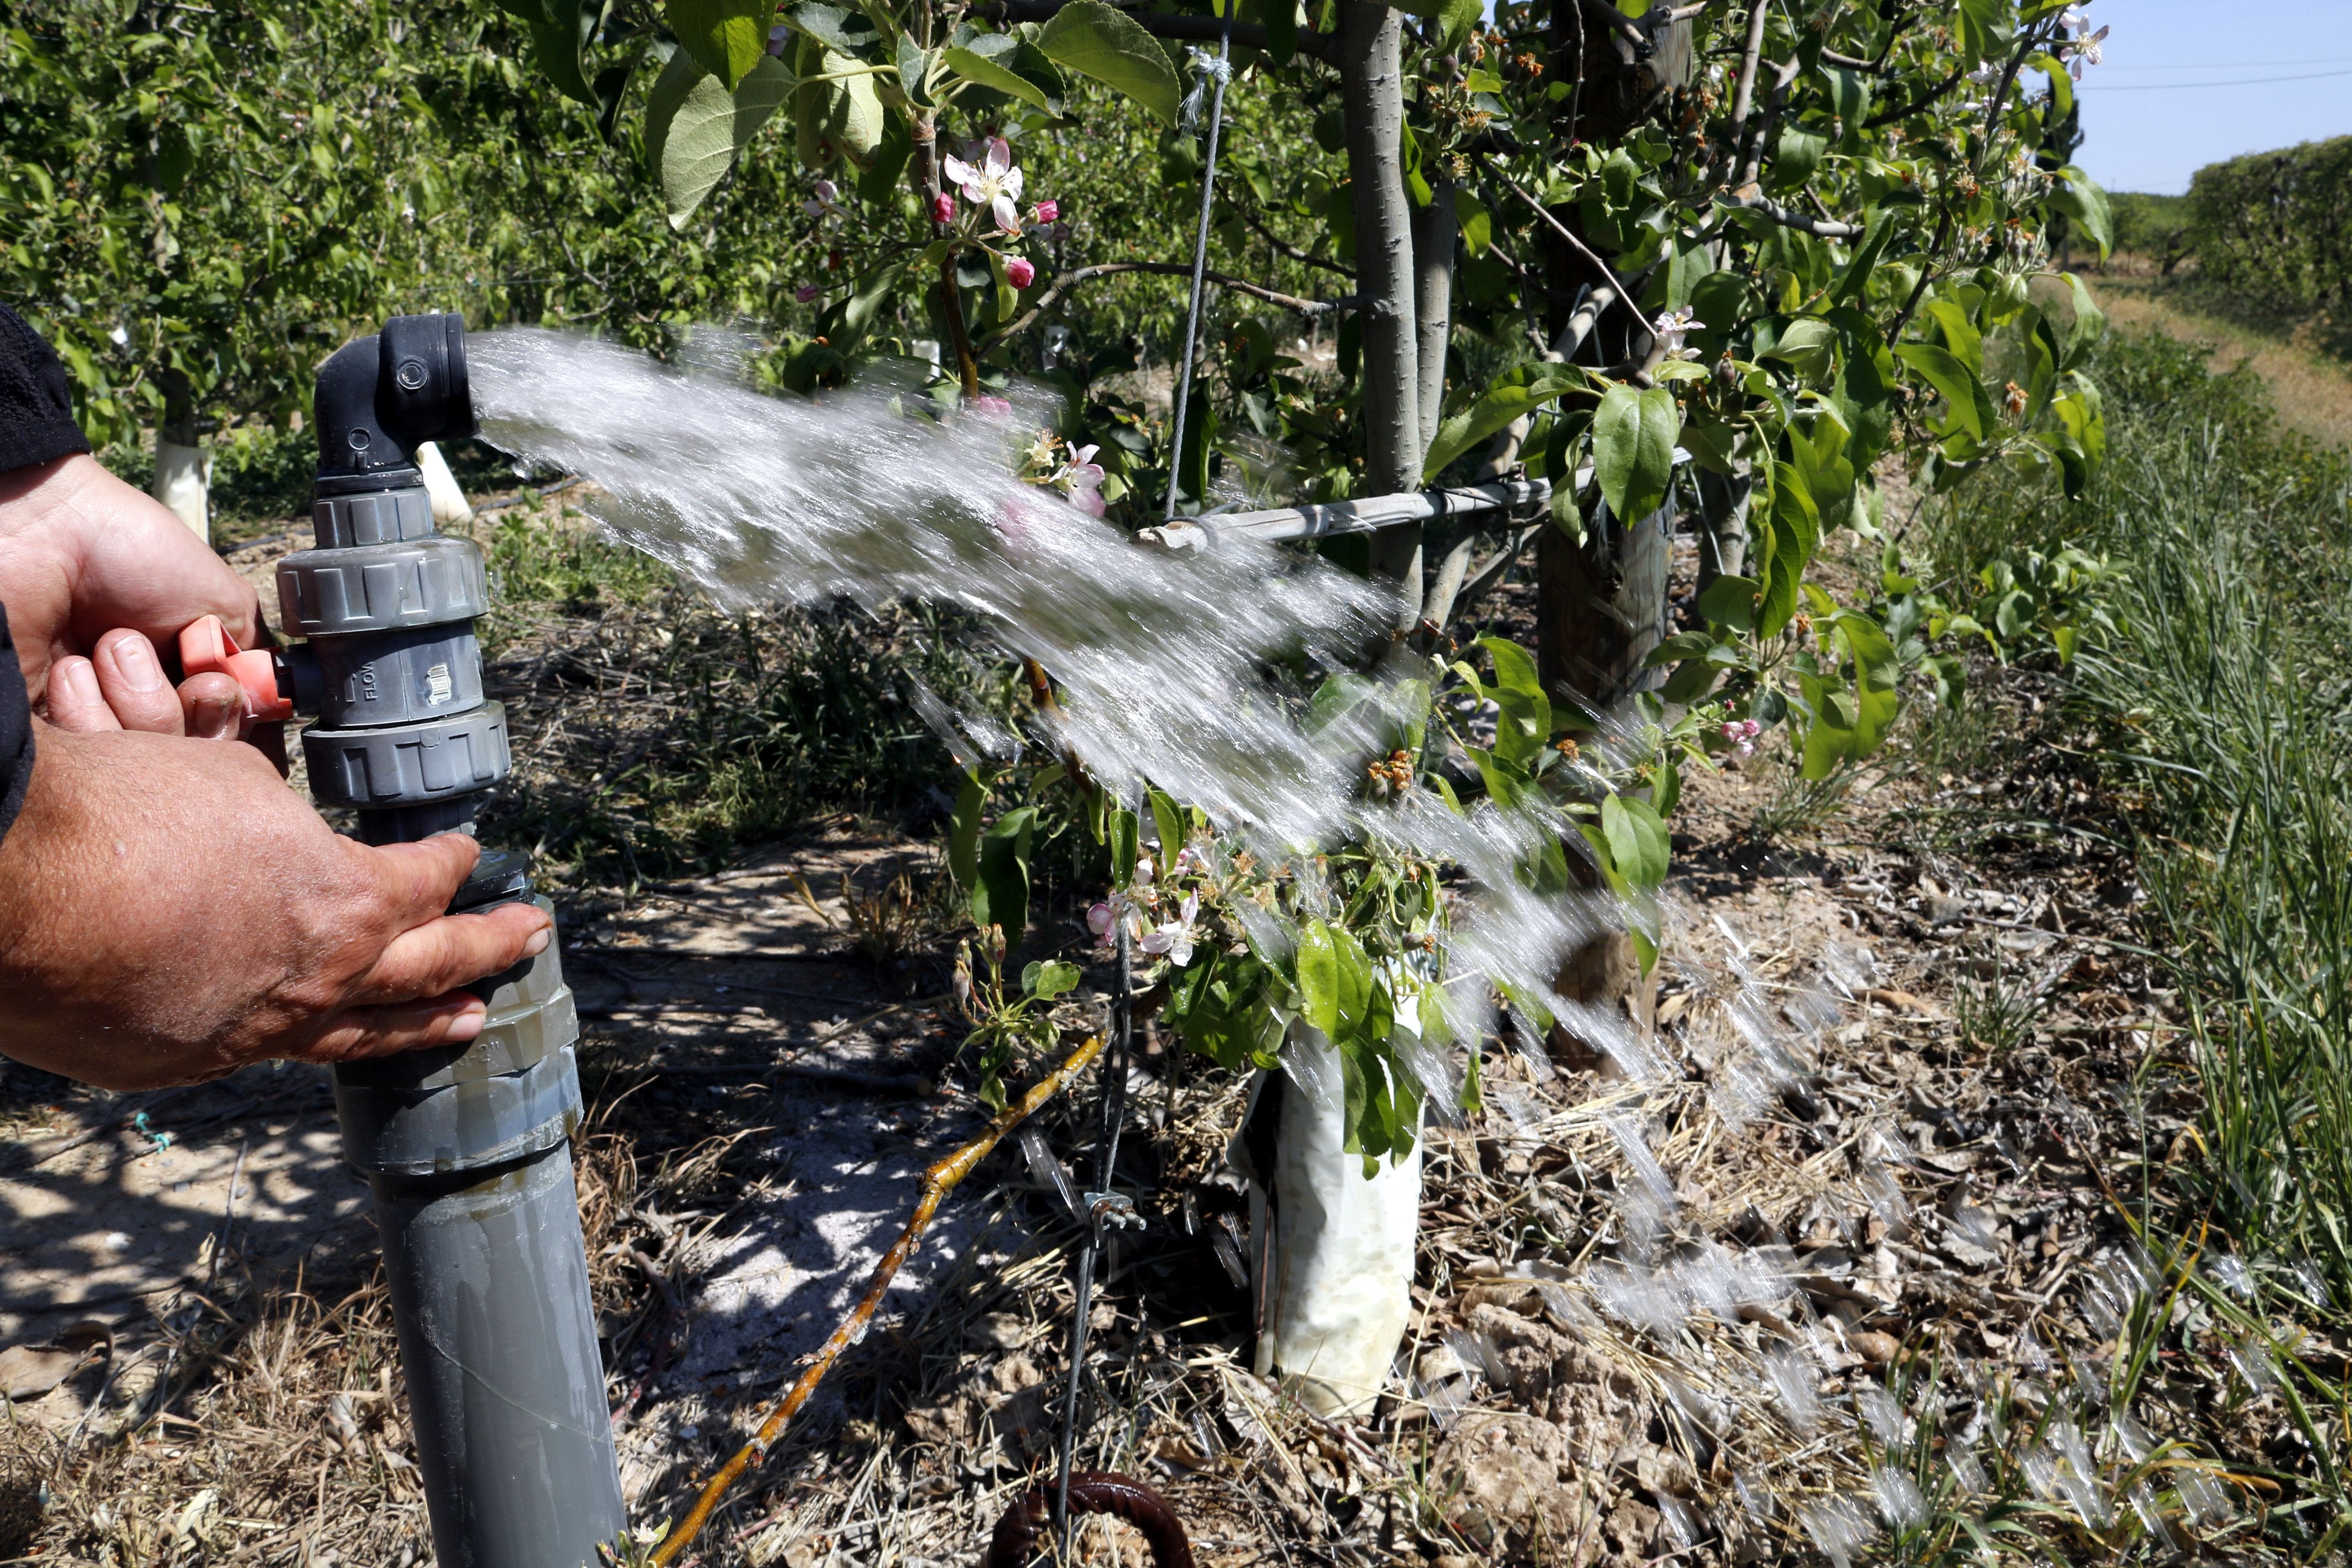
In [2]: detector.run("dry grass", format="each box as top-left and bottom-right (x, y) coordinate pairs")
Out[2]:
(2085, 275), (2352, 452)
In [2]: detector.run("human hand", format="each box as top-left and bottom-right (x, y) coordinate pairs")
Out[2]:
(0, 721), (551, 1090)
(0, 453), (262, 704)
(45, 625), (252, 741)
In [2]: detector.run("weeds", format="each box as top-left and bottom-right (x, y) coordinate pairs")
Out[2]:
(1950, 951), (2055, 1055)
(790, 858), (949, 965)
(1932, 328), (2352, 1550)
(1747, 758), (1855, 842)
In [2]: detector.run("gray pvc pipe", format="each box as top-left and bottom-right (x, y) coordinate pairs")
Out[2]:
(369, 1139), (625, 1568)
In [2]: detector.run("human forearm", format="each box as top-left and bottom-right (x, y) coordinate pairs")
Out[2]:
(0, 723), (548, 1089)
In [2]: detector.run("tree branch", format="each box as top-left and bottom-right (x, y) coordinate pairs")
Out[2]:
(1238, 208), (1355, 280)
(1574, 0), (1648, 54)
(1489, 168), (1641, 330)
(1819, 48), (1885, 73)
(988, 0), (1333, 61)
(1724, 0), (1772, 178)
(981, 263), (1357, 352)
(1864, 58), (1968, 128)
(1717, 190), (1863, 239)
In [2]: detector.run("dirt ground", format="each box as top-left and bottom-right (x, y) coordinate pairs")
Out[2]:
(0, 508), (2317, 1567)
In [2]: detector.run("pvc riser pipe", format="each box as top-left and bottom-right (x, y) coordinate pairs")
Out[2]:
(371, 1142), (624, 1568)
(296, 314), (626, 1568)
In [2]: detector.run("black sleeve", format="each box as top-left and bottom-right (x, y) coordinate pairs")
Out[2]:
(0, 604), (26, 847)
(0, 302), (91, 847)
(0, 303), (91, 475)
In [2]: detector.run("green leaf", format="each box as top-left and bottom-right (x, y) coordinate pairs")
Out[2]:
(1108, 807), (1140, 889)
(1435, 0), (1482, 45)
(1696, 574), (1758, 631)
(2050, 165), (2113, 259)
(857, 109), (913, 203)
(1294, 918), (1367, 1041)
(1421, 367), (1579, 479)
(987, 247), (1017, 327)
(1591, 383), (1678, 523)
(793, 43), (885, 167)
(1894, 342), (1985, 440)
(1466, 745), (1536, 810)
(1756, 464), (1818, 636)
(1823, 63), (1872, 140)
(948, 772), (986, 890)
(944, 43), (1057, 110)
(1260, 0), (1298, 63)
(1759, 316), (1838, 380)
(1036, 0), (1180, 124)
(524, 0), (609, 105)
(1956, 0), (2012, 64)
(1147, 786), (1185, 864)
(646, 51), (794, 227)
(1456, 187), (1492, 258)
(1600, 793), (1670, 893)
(2057, 270), (2105, 370)
(1766, 129), (1826, 194)
(788, 2), (875, 51)
(667, 0), (769, 90)
(1475, 634), (1551, 770)
(973, 807), (1037, 943)
(1023, 959), (1082, 999)
(1833, 209), (1893, 303)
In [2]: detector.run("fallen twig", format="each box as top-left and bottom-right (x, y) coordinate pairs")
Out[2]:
(649, 1033), (1107, 1566)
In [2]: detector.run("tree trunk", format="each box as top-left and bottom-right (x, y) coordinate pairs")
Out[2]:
(1411, 176), (1454, 460)
(1337, 0), (1420, 622)
(1539, 493), (1673, 1056)
(1694, 462), (1751, 597)
(1536, 498), (1672, 714)
(151, 371), (209, 543)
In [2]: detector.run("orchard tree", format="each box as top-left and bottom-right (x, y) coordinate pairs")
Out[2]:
(489, 0), (2111, 1021)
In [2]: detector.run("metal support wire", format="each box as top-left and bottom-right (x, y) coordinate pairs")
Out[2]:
(1161, 10), (1237, 522)
(1053, 922), (1134, 1558)
(1053, 18), (1233, 1557)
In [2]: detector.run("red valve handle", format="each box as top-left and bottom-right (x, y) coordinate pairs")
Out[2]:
(177, 614), (292, 723)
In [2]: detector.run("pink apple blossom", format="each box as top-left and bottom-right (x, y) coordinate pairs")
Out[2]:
(942, 138), (1025, 233)
(1005, 256), (1036, 288)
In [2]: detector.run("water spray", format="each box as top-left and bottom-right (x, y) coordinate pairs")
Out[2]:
(184, 314), (625, 1568)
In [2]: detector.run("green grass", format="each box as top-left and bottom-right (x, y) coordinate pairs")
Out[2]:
(1932, 330), (2352, 1549)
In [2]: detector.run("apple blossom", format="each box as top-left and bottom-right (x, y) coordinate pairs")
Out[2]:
(943, 138), (1025, 233)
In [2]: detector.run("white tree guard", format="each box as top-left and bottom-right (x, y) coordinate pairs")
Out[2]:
(153, 439), (210, 542)
(1264, 1029), (1423, 1418)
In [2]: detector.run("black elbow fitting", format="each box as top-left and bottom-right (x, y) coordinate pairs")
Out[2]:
(313, 312), (477, 489)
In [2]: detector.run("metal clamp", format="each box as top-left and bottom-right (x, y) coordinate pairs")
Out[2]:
(1084, 1191), (1145, 1232)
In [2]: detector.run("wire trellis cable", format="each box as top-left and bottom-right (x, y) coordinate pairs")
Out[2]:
(1050, 13), (1236, 1560)
(1160, 12), (1238, 522)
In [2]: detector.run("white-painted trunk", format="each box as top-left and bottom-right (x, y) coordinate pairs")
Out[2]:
(417, 440), (473, 525)
(152, 438), (211, 543)
(1261, 1030), (1424, 1418)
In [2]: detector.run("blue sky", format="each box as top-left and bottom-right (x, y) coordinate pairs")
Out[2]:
(2064, 0), (2352, 193)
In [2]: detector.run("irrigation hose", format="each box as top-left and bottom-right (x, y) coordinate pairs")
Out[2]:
(647, 1034), (1107, 1566)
